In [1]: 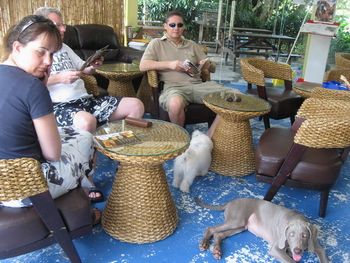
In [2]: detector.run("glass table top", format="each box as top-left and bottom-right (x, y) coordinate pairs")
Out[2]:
(97, 63), (141, 73)
(203, 91), (271, 112)
(95, 119), (190, 156)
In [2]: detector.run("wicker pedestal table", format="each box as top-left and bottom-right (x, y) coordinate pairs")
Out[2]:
(203, 91), (271, 176)
(95, 120), (189, 243)
(96, 63), (144, 97)
(293, 81), (321, 98)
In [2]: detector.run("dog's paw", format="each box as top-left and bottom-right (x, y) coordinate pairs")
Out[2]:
(212, 245), (222, 260)
(180, 185), (190, 193)
(199, 239), (209, 251)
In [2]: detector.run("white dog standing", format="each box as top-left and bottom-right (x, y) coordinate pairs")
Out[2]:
(173, 130), (213, 193)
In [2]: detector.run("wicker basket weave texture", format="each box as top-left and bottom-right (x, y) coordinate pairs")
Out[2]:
(325, 68), (350, 82)
(297, 98), (350, 119)
(95, 121), (189, 161)
(311, 87), (350, 101)
(335, 53), (350, 69)
(81, 74), (100, 97)
(102, 164), (178, 243)
(240, 57), (293, 88)
(240, 58), (265, 86)
(248, 57), (293, 81)
(295, 98), (350, 148)
(0, 158), (47, 201)
(203, 95), (270, 176)
(97, 120), (189, 243)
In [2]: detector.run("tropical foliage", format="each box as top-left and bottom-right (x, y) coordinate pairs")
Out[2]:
(138, 0), (350, 58)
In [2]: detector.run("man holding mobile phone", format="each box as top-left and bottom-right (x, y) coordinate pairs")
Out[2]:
(34, 7), (144, 133)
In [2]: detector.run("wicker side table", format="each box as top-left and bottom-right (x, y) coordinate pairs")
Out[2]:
(203, 91), (271, 176)
(96, 63), (144, 97)
(293, 81), (321, 98)
(95, 120), (189, 243)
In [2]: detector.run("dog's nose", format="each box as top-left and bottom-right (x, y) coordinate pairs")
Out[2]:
(293, 248), (302, 255)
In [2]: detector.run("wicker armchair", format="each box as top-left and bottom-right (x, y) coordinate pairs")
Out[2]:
(255, 97), (350, 217)
(240, 57), (304, 129)
(0, 158), (92, 262)
(81, 73), (108, 97)
(324, 67), (350, 82)
(335, 52), (350, 69)
(146, 62), (217, 126)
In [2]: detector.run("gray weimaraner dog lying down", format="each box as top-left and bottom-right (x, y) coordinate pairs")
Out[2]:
(196, 198), (328, 263)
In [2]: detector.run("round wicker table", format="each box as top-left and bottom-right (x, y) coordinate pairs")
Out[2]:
(203, 91), (271, 176)
(96, 63), (144, 97)
(95, 120), (189, 243)
(293, 81), (321, 98)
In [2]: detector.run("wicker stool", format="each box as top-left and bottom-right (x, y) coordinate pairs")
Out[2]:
(95, 120), (189, 243)
(96, 63), (144, 97)
(203, 92), (270, 176)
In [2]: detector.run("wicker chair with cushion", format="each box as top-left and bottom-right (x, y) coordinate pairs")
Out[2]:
(146, 62), (217, 126)
(335, 52), (350, 69)
(240, 57), (304, 129)
(324, 67), (350, 82)
(0, 158), (92, 262)
(81, 73), (108, 97)
(255, 97), (350, 217)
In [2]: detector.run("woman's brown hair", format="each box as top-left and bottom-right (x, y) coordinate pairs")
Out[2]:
(1, 15), (62, 61)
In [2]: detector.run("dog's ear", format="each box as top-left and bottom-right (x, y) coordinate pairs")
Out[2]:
(278, 225), (289, 249)
(307, 223), (318, 252)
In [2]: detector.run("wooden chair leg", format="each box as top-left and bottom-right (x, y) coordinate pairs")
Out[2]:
(263, 115), (270, 129)
(290, 115), (295, 125)
(319, 189), (330, 218)
(263, 144), (306, 202)
(30, 192), (82, 263)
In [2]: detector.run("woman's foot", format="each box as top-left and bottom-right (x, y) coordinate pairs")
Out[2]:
(88, 188), (104, 203)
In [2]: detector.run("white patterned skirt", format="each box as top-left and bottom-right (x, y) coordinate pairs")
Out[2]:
(1, 127), (94, 207)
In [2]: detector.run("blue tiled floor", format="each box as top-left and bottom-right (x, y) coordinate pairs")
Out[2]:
(2, 116), (350, 263)
(2, 82), (350, 263)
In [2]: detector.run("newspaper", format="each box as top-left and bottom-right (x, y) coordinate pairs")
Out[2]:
(93, 130), (141, 149)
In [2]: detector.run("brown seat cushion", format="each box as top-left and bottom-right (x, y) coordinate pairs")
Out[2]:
(0, 187), (91, 251)
(256, 127), (343, 185)
(247, 87), (303, 119)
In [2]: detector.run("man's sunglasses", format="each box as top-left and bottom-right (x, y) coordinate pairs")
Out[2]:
(168, 23), (184, 28)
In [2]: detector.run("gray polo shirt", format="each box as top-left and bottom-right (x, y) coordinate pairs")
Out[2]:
(141, 35), (207, 86)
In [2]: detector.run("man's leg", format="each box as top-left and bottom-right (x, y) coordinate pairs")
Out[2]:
(73, 111), (97, 133)
(207, 115), (221, 138)
(109, 97), (144, 121)
(167, 95), (186, 126)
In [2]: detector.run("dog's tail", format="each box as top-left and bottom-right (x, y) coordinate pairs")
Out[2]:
(195, 197), (226, 211)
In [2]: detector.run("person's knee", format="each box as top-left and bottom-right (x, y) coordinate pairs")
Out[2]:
(111, 97), (144, 120)
(128, 98), (144, 118)
(167, 96), (185, 115)
(73, 111), (97, 133)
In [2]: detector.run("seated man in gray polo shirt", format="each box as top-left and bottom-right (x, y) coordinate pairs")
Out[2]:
(139, 10), (239, 137)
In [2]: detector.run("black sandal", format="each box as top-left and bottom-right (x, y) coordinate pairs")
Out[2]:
(88, 187), (104, 203)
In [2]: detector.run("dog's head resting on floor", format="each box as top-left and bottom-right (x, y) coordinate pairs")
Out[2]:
(278, 220), (319, 262)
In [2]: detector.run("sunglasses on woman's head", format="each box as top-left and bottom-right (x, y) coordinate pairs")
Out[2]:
(168, 23), (184, 28)
(19, 15), (55, 35)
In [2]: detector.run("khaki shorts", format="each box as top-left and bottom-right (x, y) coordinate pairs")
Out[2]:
(159, 81), (231, 111)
